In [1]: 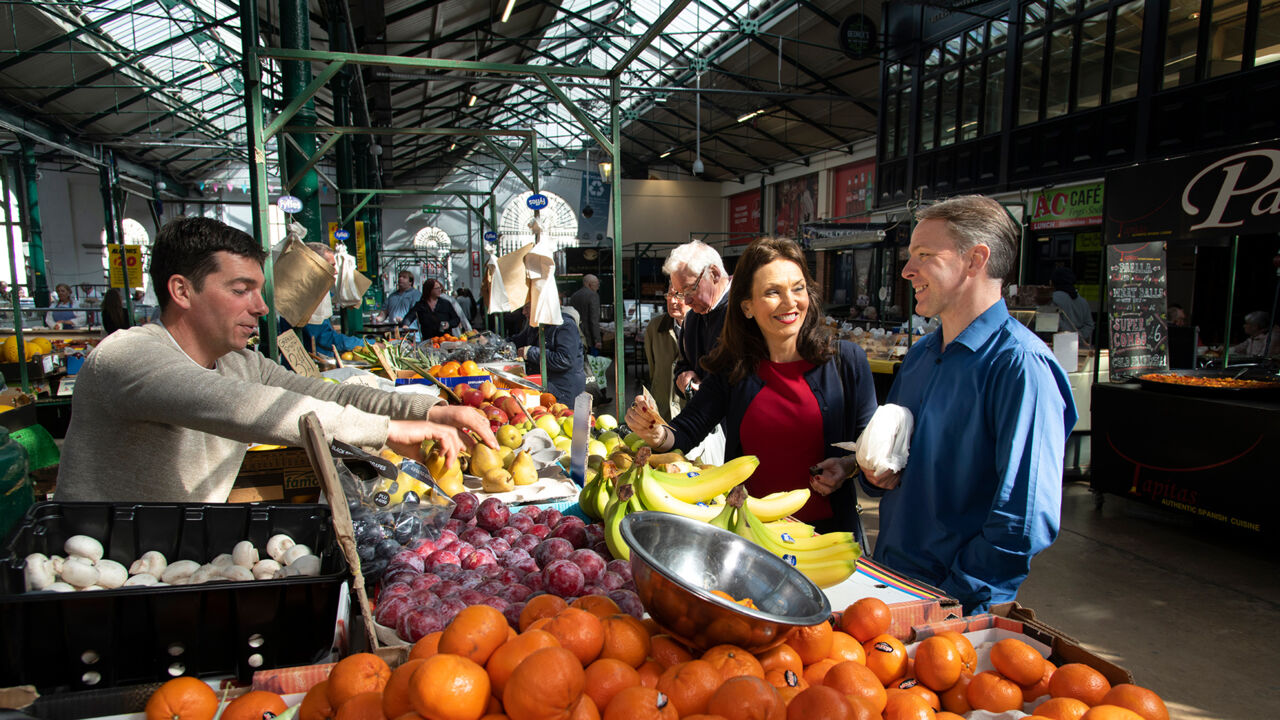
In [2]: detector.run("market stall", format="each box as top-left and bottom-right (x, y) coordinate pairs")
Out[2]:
(1091, 140), (1280, 537)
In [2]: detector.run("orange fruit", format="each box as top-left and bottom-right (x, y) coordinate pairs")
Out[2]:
(821, 660), (886, 714)
(569, 695), (598, 720)
(409, 632), (444, 661)
(599, 614), (652, 668)
(221, 691), (288, 720)
(146, 677), (219, 720)
(966, 671), (1023, 713)
(787, 622), (833, 665)
(839, 598), (891, 643)
(570, 595), (621, 619)
(889, 679), (939, 711)
(649, 635), (694, 669)
(881, 689), (935, 720)
(764, 667), (807, 693)
(486, 630), (561, 698)
(383, 659), (426, 719)
(706, 675), (785, 720)
(1020, 657), (1055, 703)
(601, 686), (677, 720)
(701, 644), (765, 682)
(784, 686), (856, 719)
(334, 692), (385, 720)
(1080, 707), (1146, 720)
(989, 638), (1046, 685)
(439, 605), (510, 666)
(1034, 696), (1091, 720)
(328, 653), (392, 708)
(502, 647), (585, 720)
(935, 714), (966, 720)
(655, 660), (720, 717)
(861, 634), (907, 685)
(544, 608), (605, 666)
(1048, 663), (1112, 706)
(460, 361), (482, 377)
(934, 632), (975, 674)
(938, 672), (972, 714)
(583, 658), (642, 712)
(298, 681), (337, 720)
(1099, 685), (1169, 720)
(913, 636), (961, 692)
(801, 658), (837, 688)
(827, 631), (866, 664)
(636, 660), (665, 688)
(410, 653), (491, 720)
(756, 643), (803, 677)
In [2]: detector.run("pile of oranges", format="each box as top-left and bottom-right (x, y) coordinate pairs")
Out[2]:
(429, 334), (467, 348)
(427, 360), (488, 378)
(144, 594), (1170, 720)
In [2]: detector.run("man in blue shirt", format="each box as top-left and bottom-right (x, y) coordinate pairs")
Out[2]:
(860, 195), (1076, 614)
(384, 270), (421, 330)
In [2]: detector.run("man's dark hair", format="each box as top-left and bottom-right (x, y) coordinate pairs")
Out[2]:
(149, 217), (266, 310)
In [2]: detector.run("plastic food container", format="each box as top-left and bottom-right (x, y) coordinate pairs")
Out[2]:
(0, 502), (349, 692)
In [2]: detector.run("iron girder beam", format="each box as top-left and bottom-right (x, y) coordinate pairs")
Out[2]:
(74, 60), (228, 130)
(285, 132), (341, 191)
(388, 0), (547, 63)
(632, 118), (744, 176)
(0, 0), (159, 74)
(537, 74), (612, 154)
(713, 66), (857, 148)
(609, 0), (693, 77)
(747, 36), (878, 117)
(258, 48), (610, 80)
(481, 138), (535, 191)
(265, 61), (346, 139)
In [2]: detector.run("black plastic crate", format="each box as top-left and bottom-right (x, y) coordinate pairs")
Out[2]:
(0, 502), (349, 692)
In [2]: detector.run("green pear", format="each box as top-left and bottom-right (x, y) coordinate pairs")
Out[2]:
(553, 435), (573, 454)
(481, 468), (515, 493)
(496, 424), (524, 449)
(468, 442), (504, 478)
(587, 439), (607, 459)
(535, 414), (561, 438)
(510, 450), (538, 486)
(595, 414), (618, 431)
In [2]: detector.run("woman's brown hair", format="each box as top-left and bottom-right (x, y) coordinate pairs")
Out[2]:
(702, 236), (835, 385)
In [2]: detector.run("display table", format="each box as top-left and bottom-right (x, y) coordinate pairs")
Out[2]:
(1090, 382), (1280, 536)
(0, 327), (102, 343)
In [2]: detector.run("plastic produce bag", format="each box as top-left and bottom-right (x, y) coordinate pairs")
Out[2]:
(845, 403), (914, 476)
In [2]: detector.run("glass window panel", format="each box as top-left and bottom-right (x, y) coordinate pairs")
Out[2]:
(899, 66), (913, 157)
(986, 50), (1006, 134)
(1084, 0), (1108, 9)
(1258, 0), (1280, 67)
(1053, 0), (1077, 20)
(926, 47), (942, 71)
(1077, 12), (1106, 108)
(991, 16), (1010, 48)
(1111, 0), (1145, 100)
(920, 77), (938, 151)
(1046, 25), (1074, 118)
(962, 60), (982, 140)
(940, 68), (959, 146)
(967, 27), (986, 57)
(885, 94), (899, 159)
(1163, 0), (1202, 88)
(1025, 1), (1046, 34)
(1020, 36), (1044, 125)
(1208, 0), (1248, 77)
(945, 36), (962, 65)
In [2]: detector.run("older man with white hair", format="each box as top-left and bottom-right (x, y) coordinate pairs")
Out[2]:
(664, 241), (731, 396)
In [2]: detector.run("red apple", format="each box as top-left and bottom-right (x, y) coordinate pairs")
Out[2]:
(483, 405), (508, 425)
(478, 380), (498, 400)
(528, 406), (547, 419)
(460, 388), (484, 408)
(549, 403), (568, 415)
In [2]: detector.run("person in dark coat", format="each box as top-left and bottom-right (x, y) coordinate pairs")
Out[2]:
(509, 305), (586, 405)
(408, 278), (462, 339)
(664, 241), (731, 396)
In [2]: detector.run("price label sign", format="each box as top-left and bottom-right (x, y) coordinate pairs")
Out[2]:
(483, 231), (498, 243)
(334, 229), (351, 241)
(108, 244), (144, 288)
(526, 193), (548, 211)
(277, 331), (320, 377)
(277, 195), (303, 214)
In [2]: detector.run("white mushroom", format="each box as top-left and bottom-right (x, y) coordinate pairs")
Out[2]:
(265, 534), (295, 561)
(61, 557), (100, 588)
(64, 535), (104, 563)
(82, 585), (105, 591)
(45, 582), (75, 592)
(95, 559), (129, 589)
(251, 559), (281, 580)
(124, 573), (159, 587)
(221, 565), (254, 582)
(129, 551), (168, 577)
(232, 541), (259, 568)
(160, 559), (200, 584)
(289, 554), (321, 577)
(280, 544), (312, 567)
(50, 555), (66, 576)
(24, 553), (55, 592)
(210, 553), (235, 568)
(188, 564), (224, 584)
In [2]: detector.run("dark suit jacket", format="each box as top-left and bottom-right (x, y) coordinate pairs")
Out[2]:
(511, 318), (586, 404)
(409, 297), (462, 338)
(673, 289), (729, 382)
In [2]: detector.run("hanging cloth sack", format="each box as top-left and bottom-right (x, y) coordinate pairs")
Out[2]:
(273, 237), (336, 327)
(333, 244), (371, 309)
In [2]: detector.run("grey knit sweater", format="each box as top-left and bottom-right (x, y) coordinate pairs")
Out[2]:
(56, 323), (437, 502)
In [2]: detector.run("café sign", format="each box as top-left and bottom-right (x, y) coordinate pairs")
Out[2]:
(1029, 182), (1103, 230)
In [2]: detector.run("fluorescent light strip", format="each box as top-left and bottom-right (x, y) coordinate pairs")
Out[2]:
(468, 94), (477, 107)
(737, 109), (764, 123)
(500, 0), (516, 23)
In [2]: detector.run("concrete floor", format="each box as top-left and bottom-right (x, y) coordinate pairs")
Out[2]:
(853, 481), (1280, 720)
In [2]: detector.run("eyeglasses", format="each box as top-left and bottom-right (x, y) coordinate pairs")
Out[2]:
(667, 267), (707, 303)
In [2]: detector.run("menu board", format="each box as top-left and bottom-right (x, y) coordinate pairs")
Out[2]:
(1107, 242), (1168, 382)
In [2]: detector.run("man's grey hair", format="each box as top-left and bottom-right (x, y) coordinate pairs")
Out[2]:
(1244, 310), (1270, 328)
(916, 195), (1020, 281)
(306, 241), (336, 265)
(583, 274), (599, 289)
(663, 240), (725, 277)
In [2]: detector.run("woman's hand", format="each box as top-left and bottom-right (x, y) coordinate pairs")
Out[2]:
(809, 455), (857, 496)
(386, 419), (471, 466)
(427, 405), (498, 450)
(624, 396), (667, 448)
(859, 463), (901, 490)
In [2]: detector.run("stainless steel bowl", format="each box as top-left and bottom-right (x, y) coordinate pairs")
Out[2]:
(621, 511), (831, 653)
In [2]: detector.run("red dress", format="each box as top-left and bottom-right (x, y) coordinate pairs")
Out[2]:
(738, 358), (829, 522)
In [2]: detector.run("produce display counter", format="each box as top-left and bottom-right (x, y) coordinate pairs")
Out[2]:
(1091, 381), (1280, 536)
(0, 327), (102, 343)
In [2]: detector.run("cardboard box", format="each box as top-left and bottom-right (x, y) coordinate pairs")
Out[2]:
(229, 447), (321, 503)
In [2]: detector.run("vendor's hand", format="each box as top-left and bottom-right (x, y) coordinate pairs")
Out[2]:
(624, 396), (666, 447)
(809, 456), (856, 496)
(675, 370), (697, 392)
(428, 405), (498, 450)
(859, 463), (901, 490)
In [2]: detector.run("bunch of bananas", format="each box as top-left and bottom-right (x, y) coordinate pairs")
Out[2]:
(583, 448), (861, 588)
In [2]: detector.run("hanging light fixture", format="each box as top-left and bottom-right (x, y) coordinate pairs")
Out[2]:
(598, 160), (613, 183)
(692, 72), (704, 175)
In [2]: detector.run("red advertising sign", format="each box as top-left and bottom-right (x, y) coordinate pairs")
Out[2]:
(774, 174), (818, 238)
(831, 159), (875, 220)
(728, 189), (761, 245)
(471, 250), (481, 277)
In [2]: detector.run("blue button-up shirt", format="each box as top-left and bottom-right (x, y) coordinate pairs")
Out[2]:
(864, 300), (1076, 613)
(385, 288), (421, 329)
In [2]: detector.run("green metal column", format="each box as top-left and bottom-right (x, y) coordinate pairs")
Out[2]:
(330, 7), (362, 333)
(609, 76), (624, 419)
(280, 0), (323, 246)
(17, 140), (47, 309)
(240, 0), (278, 359)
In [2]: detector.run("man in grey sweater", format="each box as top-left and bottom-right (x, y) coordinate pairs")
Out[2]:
(57, 217), (494, 503)
(569, 274), (601, 352)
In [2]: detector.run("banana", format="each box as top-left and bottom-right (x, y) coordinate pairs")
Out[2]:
(648, 455), (761, 504)
(764, 519), (816, 539)
(791, 556), (861, 588)
(707, 498), (737, 531)
(602, 483), (634, 561)
(745, 488), (811, 522)
(733, 502), (861, 588)
(645, 451), (687, 467)
(633, 464), (723, 522)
